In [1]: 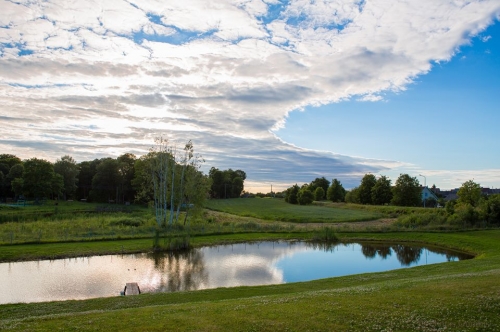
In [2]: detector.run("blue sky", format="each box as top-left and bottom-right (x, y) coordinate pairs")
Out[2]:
(275, 20), (500, 188)
(0, 0), (499, 192)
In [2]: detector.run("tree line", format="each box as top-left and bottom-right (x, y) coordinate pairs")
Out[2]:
(0, 152), (245, 205)
(284, 173), (422, 207)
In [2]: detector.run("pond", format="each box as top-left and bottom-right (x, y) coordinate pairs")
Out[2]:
(0, 241), (472, 304)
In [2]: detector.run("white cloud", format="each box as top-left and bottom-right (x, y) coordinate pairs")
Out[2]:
(1, 0), (500, 188)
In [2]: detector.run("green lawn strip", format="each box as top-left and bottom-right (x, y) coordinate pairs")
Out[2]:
(204, 198), (382, 222)
(1, 231), (500, 331)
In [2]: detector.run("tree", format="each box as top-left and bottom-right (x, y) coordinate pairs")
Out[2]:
(327, 179), (346, 202)
(371, 176), (392, 205)
(309, 177), (330, 199)
(89, 158), (120, 203)
(208, 168), (246, 198)
(297, 187), (314, 205)
(54, 155), (79, 200)
(22, 158), (58, 200)
(285, 184), (300, 204)
(0, 154), (22, 199)
(345, 187), (360, 203)
(150, 138), (206, 227)
(483, 194), (500, 225)
(457, 180), (481, 207)
(132, 153), (156, 204)
(0, 154), (22, 170)
(391, 174), (421, 206)
(314, 187), (325, 201)
(117, 153), (136, 203)
(76, 159), (100, 200)
(359, 174), (376, 204)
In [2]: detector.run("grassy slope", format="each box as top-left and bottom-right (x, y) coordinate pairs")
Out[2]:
(205, 198), (382, 222)
(1, 231), (500, 331)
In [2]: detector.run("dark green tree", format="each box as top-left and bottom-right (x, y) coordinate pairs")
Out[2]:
(297, 187), (314, 205)
(0, 154), (22, 199)
(76, 159), (101, 200)
(209, 168), (246, 198)
(391, 174), (421, 206)
(308, 177), (330, 199)
(359, 174), (376, 204)
(345, 187), (360, 203)
(314, 187), (325, 201)
(132, 152), (155, 204)
(285, 184), (300, 204)
(371, 175), (392, 205)
(327, 178), (346, 202)
(89, 158), (120, 203)
(457, 180), (481, 207)
(22, 158), (58, 200)
(54, 155), (79, 200)
(117, 153), (137, 203)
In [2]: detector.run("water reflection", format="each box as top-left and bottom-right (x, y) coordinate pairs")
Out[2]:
(0, 241), (472, 304)
(146, 250), (208, 292)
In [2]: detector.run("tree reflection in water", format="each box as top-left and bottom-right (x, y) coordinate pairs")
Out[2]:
(146, 249), (208, 292)
(308, 242), (470, 266)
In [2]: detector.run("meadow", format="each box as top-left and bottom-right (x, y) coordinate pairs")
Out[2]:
(1, 199), (499, 331)
(204, 197), (382, 222)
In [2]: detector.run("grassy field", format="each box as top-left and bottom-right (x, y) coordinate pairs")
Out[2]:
(0, 199), (386, 246)
(1, 231), (499, 331)
(205, 198), (383, 222)
(1, 200), (500, 331)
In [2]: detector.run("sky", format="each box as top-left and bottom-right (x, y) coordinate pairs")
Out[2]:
(0, 0), (499, 193)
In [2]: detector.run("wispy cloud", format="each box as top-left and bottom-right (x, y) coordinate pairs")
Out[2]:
(1, 0), (499, 190)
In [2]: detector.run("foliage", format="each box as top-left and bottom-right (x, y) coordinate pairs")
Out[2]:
(308, 177), (330, 199)
(131, 153), (155, 204)
(483, 194), (500, 225)
(89, 158), (121, 203)
(297, 188), (314, 205)
(327, 178), (345, 202)
(345, 187), (360, 204)
(209, 167), (246, 199)
(391, 173), (421, 206)
(76, 159), (100, 200)
(150, 138), (206, 227)
(314, 187), (325, 201)
(359, 174), (376, 204)
(22, 158), (60, 200)
(284, 184), (300, 204)
(117, 153), (137, 203)
(371, 175), (392, 205)
(54, 155), (80, 200)
(457, 180), (481, 207)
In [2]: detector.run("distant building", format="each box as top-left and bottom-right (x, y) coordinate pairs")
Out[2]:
(421, 187), (439, 203)
(437, 187), (500, 201)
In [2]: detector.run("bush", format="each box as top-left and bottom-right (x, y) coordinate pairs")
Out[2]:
(110, 217), (143, 227)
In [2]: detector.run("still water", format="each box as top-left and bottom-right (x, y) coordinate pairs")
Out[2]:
(0, 241), (472, 304)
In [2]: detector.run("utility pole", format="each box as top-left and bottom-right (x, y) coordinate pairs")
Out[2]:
(419, 174), (427, 208)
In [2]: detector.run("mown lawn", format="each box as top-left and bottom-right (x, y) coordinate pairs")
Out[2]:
(1, 231), (500, 331)
(205, 198), (382, 222)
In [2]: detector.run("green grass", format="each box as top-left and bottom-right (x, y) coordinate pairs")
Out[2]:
(1, 231), (500, 331)
(205, 198), (382, 222)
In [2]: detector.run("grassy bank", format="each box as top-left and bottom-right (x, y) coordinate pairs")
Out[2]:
(1, 231), (499, 331)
